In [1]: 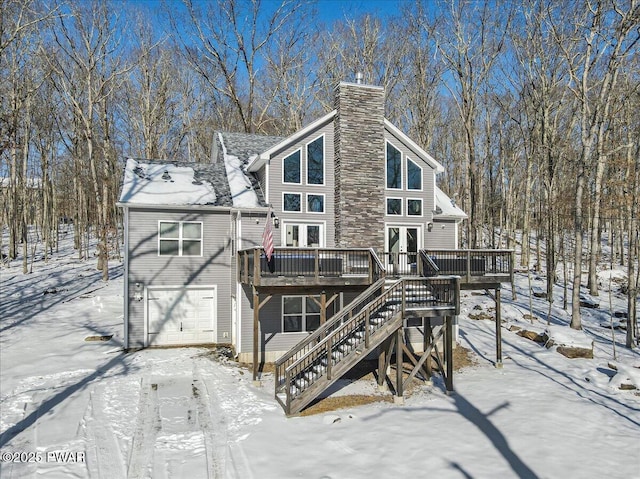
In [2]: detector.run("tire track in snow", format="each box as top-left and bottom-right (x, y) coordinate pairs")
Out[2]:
(84, 385), (127, 479)
(194, 358), (276, 479)
(0, 393), (42, 479)
(193, 366), (227, 478)
(126, 376), (161, 479)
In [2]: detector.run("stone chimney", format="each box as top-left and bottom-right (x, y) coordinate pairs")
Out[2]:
(334, 81), (386, 253)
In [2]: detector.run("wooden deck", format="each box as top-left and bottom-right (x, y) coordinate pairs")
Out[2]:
(237, 247), (385, 287)
(420, 249), (514, 288)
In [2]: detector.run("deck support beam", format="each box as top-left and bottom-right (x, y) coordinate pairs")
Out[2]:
(444, 316), (454, 394)
(395, 328), (404, 401)
(252, 288), (272, 382)
(495, 287), (503, 368)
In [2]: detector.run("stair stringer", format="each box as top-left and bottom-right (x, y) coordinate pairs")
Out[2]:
(285, 311), (404, 416)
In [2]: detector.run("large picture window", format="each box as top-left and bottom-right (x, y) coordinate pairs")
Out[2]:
(386, 142), (402, 189)
(283, 150), (301, 184)
(158, 221), (202, 256)
(307, 136), (324, 185)
(407, 198), (423, 216)
(407, 158), (422, 190)
(307, 193), (325, 213)
(386, 198), (402, 215)
(283, 193), (301, 212)
(283, 296), (321, 332)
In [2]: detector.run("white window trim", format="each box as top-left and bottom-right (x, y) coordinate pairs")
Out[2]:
(406, 157), (423, 191)
(386, 197), (403, 216)
(385, 139), (403, 191)
(282, 148), (302, 185)
(157, 220), (203, 257)
(407, 198), (424, 217)
(306, 192), (325, 214)
(305, 133), (325, 186)
(282, 295), (321, 334)
(281, 221), (326, 247)
(282, 192), (302, 213)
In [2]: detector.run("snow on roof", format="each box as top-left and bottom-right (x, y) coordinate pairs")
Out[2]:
(434, 186), (467, 220)
(218, 132), (262, 208)
(119, 159), (217, 205)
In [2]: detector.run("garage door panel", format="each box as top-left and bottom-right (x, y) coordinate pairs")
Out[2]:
(147, 287), (216, 346)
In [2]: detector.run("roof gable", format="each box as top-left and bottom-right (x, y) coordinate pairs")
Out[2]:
(384, 119), (444, 173)
(248, 110), (336, 172)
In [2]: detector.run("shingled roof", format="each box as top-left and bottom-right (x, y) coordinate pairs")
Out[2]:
(119, 132), (283, 208)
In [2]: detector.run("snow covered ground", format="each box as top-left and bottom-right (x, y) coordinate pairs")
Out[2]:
(1, 235), (639, 479)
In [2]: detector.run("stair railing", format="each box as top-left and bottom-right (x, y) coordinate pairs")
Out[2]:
(276, 278), (407, 411)
(274, 278), (388, 384)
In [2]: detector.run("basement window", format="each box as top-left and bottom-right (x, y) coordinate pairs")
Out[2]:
(283, 296), (321, 332)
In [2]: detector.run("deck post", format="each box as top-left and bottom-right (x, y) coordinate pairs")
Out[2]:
(424, 318), (433, 379)
(511, 250), (517, 300)
(252, 286), (260, 382)
(495, 287), (503, 368)
(377, 337), (389, 388)
(253, 248), (261, 286)
(395, 327), (404, 403)
(445, 316), (454, 394)
(320, 291), (327, 325)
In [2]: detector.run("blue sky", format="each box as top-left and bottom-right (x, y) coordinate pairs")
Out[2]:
(314, 0), (409, 23)
(126, 0), (411, 24)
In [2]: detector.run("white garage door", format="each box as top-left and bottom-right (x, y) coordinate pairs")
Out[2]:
(147, 287), (216, 346)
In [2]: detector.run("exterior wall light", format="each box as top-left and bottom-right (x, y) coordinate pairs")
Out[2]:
(134, 282), (143, 302)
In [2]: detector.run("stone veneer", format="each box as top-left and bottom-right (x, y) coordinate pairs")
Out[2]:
(334, 81), (386, 253)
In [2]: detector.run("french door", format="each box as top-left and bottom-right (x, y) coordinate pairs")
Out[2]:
(386, 226), (421, 275)
(283, 223), (324, 247)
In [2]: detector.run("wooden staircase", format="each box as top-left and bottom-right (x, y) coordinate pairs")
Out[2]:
(274, 275), (459, 415)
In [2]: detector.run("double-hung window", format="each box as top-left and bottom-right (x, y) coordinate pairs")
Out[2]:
(159, 221), (203, 256)
(282, 296), (321, 332)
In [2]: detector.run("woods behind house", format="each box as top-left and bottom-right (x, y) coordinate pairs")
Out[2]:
(0, 0), (638, 344)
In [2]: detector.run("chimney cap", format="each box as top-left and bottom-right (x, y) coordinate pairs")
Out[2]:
(355, 72), (364, 84)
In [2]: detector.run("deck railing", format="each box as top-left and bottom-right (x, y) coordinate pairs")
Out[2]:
(238, 247), (386, 286)
(421, 249), (514, 284)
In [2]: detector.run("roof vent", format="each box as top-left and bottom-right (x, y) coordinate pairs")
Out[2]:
(162, 170), (171, 181)
(355, 72), (364, 84)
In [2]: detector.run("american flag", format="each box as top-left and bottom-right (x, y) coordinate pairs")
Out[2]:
(262, 209), (274, 262)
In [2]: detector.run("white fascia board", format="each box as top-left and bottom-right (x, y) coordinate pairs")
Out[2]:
(248, 110), (337, 172)
(115, 202), (233, 212)
(384, 119), (445, 173)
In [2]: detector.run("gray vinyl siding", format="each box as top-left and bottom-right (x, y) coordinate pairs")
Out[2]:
(126, 208), (233, 348)
(266, 120), (336, 247)
(427, 220), (458, 249)
(239, 288), (360, 356)
(383, 128), (437, 224)
(238, 210), (267, 354)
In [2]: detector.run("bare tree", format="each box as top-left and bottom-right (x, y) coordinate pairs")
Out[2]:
(551, 0), (640, 329)
(46, 0), (130, 280)
(177, 0), (311, 134)
(435, 0), (513, 249)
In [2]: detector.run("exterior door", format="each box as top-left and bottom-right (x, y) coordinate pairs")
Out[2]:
(284, 223), (323, 247)
(386, 226), (421, 275)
